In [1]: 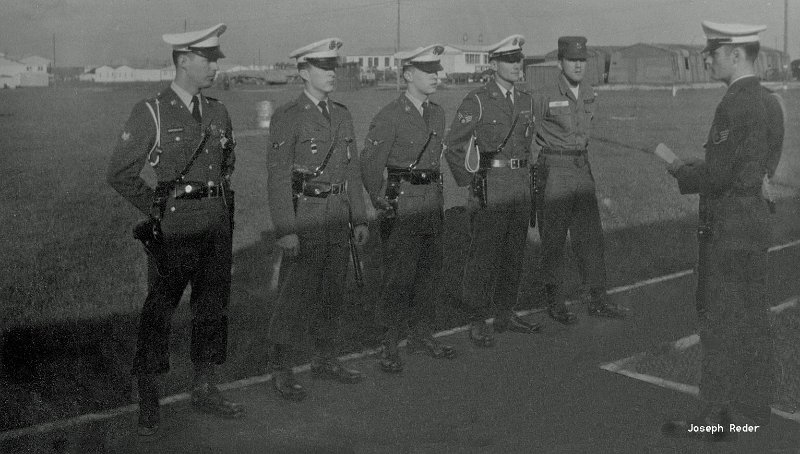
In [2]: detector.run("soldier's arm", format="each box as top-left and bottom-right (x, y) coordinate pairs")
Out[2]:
(360, 108), (396, 204)
(764, 92), (785, 176)
(106, 101), (157, 215)
(344, 120), (368, 227)
(444, 94), (480, 187)
(266, 109), (298, 239)
(672, 108), (743, 195)
(222, 108), (236, 182)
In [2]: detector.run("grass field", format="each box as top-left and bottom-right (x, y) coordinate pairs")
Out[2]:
(1, 81), (799, 430)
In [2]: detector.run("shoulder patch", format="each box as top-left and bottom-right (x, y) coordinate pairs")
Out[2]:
(710, 113), (730, 145)
(457, 111), (473, 124)
(121, 131), (131, 141)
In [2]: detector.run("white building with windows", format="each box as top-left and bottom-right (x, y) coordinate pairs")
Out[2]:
(346, 47), (398, 71)
(441, 45), (490, 75)
(0, 55), (26, 88)
(19, 55), (50, 73)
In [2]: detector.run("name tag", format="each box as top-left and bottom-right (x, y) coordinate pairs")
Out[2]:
(167, 127), (185, 133)
(549, 101), (569, 108)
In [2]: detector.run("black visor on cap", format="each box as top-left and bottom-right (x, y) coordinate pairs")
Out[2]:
(188, 46), (225, 61)
(492, 51), (524, 63)
(702, 39), (728, 54)
(408, 60), (443, 74)
(307, 57), (339, 70)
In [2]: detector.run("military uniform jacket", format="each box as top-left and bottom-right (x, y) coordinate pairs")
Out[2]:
(444, 79), (535, 189)
(107, 87), (235, 215)
(361, 94), (445, 234)
(672, 76), (784, 250)
(532, 74), (596, 153)
(267, 92), (367, 243)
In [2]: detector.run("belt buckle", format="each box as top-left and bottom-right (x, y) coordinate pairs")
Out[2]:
(510, 159), (520, 170)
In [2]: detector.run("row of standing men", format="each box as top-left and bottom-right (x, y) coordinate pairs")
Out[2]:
(107, 20), (783, 441)
(265, 33), (629, 401)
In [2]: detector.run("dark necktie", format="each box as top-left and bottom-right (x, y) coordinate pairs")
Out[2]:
(191, 95), (202, 123)
(318, 100), (331, 123)
(506, 90), (514, 111)
(422, 101), (431, 128)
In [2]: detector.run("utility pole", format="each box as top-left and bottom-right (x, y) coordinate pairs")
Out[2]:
(395, 0), (401, 92)
(52, 33), (56, 86)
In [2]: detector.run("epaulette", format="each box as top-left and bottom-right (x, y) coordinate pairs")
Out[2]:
(275, 99), (300, 116)
(516, 87), (531, 95)
(330, 99), (348, 110)
(205, 95), (221, 104)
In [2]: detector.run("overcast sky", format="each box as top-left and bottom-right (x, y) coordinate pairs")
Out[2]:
(2, 0), (797, 67)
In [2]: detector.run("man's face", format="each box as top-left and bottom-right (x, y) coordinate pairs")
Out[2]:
(492, 57), (523, 85)
(704, 45), (734, 83)
(181, 53), (218, 90)
(560, 58), (585, 85)
(406, 67), (438, 96)
(301, 64), (337, 95)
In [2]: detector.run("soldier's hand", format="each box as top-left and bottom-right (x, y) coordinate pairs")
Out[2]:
(373, 197), (396, 219)
(353, 224), (369, 246)
(276, 234), (300, 257)
(761, 174), (776, 202)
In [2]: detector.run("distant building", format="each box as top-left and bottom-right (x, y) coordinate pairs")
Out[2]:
(112, 65), (134, 82)
(346, 47), (398, 71)
(94, 65), (114, 82)
(0, 55), (26, 88)
(19, 55), (51, 73)
(441, 44), (490, 75)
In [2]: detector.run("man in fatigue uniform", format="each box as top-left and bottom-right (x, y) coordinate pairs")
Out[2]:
(361, 44), (456, 373)
(107, 23), (243, 436)
(444, 35), (541, 348)
(662, 21), (783, 440)
(266, 38), (369, 401)
(532, 36), (627, 324)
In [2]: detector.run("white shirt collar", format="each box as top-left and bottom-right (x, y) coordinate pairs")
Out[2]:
(404, 91), (427, 115)
(495, 80), (514, 99)
(304, 90), (328, 112)
(171, 82), (200, 113)
(730, 73), (756, 86)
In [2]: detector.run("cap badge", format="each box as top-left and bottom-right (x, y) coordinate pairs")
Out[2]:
(433, 46), (444, 55)
(329, 40), (341, 50)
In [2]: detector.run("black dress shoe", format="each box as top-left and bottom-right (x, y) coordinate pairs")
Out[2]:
(494, 313), (542, 334)
(378, 340), (403, 373)
(137, 375), (160, 437)
(587, 301), (628, 319)
(272, 370), (307, 401)
(407, 335), (456, 359)
(467, 321), (495, 348)
(311, 358), (365, 384)
(547, 304), (578, 325)
(191, 382), (245, 418)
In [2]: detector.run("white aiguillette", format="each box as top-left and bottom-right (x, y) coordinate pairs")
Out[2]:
(654, 143), (678, 164)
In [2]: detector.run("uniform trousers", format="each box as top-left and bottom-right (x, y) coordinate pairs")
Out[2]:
(538, 154), (607, 295)
(132, 198), (232, 375)
(697, 244), (774, 412)
(462, 185), (529, 321)
(376, 217), (442, 336)
(268, 240), (349, 365)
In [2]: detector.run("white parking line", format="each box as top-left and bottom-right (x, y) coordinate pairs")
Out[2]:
(601, 295), (800, 424)
(1, 238), (798, 441)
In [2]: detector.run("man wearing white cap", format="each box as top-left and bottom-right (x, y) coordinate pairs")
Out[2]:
(361, 44), (456, 373)
(661, 21), (783, 441)
(444, 35), (541, 348)
(266, 38), (369, 401)
(107, 23), (243, 436)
